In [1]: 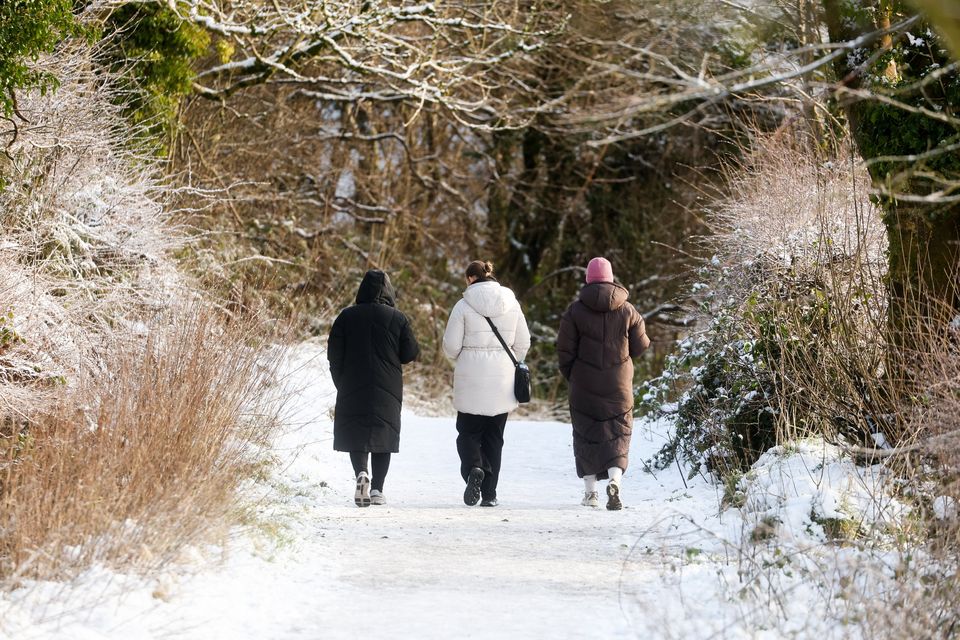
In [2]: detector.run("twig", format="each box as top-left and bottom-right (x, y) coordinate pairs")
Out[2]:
(221, 255), (298, 267)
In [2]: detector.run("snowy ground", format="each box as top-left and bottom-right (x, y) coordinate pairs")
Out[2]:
(0, 344), (902, 639)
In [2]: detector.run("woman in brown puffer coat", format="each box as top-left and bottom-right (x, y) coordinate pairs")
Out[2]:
(557, 257), (650, 511)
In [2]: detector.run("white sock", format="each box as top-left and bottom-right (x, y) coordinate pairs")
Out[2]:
(608, 467), (623, 484)
(583, 475), (598, 493)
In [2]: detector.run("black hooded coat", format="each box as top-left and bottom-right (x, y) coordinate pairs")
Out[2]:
(328, 270), (420, 453)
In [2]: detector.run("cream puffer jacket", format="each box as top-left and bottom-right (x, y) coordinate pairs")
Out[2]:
(442, 281), (531, 416)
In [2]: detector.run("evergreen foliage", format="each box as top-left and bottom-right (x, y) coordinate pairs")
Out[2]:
(853, 16), (960, 187)
(0, 0), (82, 117)
(101, 3), (209, 147)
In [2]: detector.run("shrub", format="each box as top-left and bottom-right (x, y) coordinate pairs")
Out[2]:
(0, 26), (281, 584)
(0, 40), (180, 408)
(0, 306), (281, 580)
(642, 129), (891, 477)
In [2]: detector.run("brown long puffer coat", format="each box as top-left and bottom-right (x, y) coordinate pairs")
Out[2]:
(557, 282), (650, 478)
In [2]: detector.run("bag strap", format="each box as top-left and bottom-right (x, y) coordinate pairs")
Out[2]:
(484, 316), (519, 367)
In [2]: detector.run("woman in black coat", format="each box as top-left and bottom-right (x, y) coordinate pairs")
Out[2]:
(328, 270), (420, 507)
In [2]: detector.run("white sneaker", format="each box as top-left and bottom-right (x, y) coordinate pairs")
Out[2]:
(581, 491), (600, 507)
(370, 489), (386, 506)
(354, 471), (371, 507)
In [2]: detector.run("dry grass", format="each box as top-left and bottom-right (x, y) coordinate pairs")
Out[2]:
(714, 132), (886, 271)
(719, 128), (900, 447)
(0, 29), (285, 586)
(858, 300), (960, 638)
(0, 305), (281, 583)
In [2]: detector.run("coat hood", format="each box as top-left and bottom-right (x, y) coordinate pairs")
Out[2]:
(356, 269), (397, 307)
(463, 280), (515, 317)
(578, 282), (629, 313)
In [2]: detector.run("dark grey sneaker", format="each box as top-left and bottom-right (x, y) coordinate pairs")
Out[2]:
(464, 467), (484, 506)
(480, 497), (498, 507)
(606, 481), (622, 511)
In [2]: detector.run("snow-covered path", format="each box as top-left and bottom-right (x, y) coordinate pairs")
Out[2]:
(258, 417), (685, 639)
(0, 345), (815, 640)
(195, 346), (725, 639)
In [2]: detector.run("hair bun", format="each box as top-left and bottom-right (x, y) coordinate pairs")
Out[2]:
(465, 259), (495, 281)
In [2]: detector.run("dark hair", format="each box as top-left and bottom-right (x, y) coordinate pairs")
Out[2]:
(465, 260), (496, 282)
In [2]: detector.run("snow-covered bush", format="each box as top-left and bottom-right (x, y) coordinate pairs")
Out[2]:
(0, 40), (182, 412)
(708, 436), (931, 639)
(638, 129), (960, 637)
(0, 31), (281, 584)
(642, 131), (890, 476)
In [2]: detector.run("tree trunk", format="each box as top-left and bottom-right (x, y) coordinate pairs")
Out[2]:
(885, 200), (960, 333)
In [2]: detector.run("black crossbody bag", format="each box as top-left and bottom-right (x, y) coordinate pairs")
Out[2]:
(484, 316), (532, 404)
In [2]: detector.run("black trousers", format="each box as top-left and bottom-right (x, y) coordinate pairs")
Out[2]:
(349, 451), (391, 492)
(456, 412), (508, 500)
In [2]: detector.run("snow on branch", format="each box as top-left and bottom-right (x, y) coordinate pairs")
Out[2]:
(163, 0), (561, 127)
(571, 15), (923, 146)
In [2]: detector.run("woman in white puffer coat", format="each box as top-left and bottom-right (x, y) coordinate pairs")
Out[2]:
(442, 260), (531, 507)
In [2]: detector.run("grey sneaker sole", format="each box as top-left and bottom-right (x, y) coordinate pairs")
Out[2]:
(606, 483), (622, 511)
(355, 475), (371, 507)
(464, 468), (484, 506)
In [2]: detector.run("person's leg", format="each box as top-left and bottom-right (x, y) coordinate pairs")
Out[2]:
(607, 466), (623, 485)
(581, 474), (600, 507)
(457, 412), (486, 506)
(349, 451), (369, 477)
(583, 474), (598, 493)
(349, 451), (371, 507)
(456, 412), (485, 481)
(479, 413), (508, 499)
(371, 453), (391, 492)
(606, 466), (624, 511)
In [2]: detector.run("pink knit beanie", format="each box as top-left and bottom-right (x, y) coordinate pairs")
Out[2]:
(585, 257), (614, 284)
